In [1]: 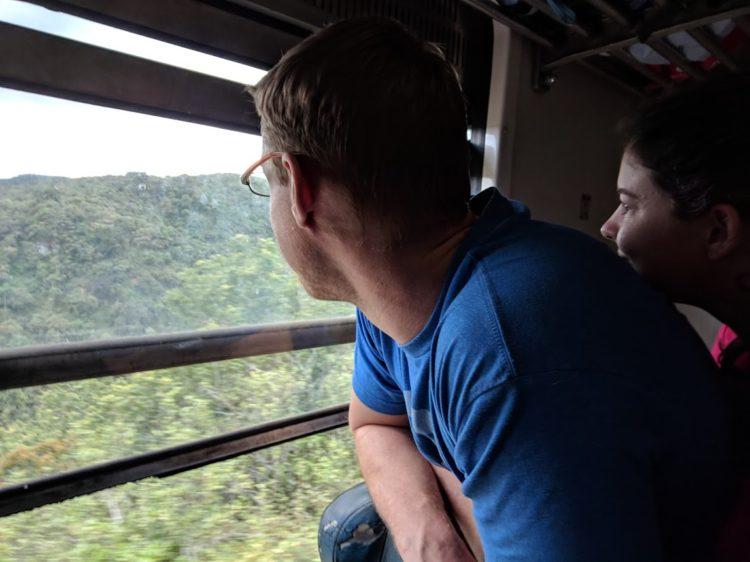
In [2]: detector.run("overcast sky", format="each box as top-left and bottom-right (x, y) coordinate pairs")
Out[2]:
(0, 0), (266, 178)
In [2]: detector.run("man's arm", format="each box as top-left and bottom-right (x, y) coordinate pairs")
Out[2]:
(432, 465), (484, 562)
(349, 392), (476, 562)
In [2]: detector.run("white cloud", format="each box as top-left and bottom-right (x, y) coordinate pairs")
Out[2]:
(0, 88), (263, 178)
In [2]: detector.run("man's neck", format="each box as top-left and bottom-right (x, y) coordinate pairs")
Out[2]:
(345, 214), (476, 345)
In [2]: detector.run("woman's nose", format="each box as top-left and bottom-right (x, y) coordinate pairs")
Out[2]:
(600, 216), (617, 241)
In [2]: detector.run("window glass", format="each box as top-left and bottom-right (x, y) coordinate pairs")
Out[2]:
(0, 88), (353, 348)
(0, 0), (266, 85)
(0, 428), (362, 561)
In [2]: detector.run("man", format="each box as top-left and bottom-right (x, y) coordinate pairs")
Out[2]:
(244, 17), (731, 562)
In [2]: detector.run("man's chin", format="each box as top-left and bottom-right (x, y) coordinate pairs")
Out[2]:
(299, 277), (340, 301)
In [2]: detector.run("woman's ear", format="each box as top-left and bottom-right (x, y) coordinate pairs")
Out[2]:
(281, 153), (316, 229)
(706, 204), (743, 261)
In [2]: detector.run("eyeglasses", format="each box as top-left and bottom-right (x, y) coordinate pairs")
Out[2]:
(240, 151), (284, 197)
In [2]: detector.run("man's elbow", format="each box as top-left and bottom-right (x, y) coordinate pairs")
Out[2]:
(348, 413), (363, 434)
(348, 408), (383, 437)
(348, 391), (410, 434)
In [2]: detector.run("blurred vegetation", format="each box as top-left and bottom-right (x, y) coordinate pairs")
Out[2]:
(0, 173), (361, 560)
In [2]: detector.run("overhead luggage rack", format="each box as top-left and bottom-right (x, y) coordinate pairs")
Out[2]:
(459, 0), (750, 94)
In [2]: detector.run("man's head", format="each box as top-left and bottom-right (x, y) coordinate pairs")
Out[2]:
(247, 17), (471, 298)
(600, 73), (750, 305)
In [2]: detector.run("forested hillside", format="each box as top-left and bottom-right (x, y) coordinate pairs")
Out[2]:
(0, 174), (360, 561)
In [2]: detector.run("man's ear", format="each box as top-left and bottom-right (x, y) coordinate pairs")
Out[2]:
(706, 204), (743, 261)
(281, 152), (316, 229)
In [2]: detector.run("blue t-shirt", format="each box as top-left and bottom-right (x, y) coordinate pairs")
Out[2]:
(353, 188), (731, 562)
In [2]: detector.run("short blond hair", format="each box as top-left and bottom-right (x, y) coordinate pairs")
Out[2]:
(250, 17), (470, 243)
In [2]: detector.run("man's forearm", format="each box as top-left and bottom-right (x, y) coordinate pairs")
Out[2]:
(353, 424), (475, 562)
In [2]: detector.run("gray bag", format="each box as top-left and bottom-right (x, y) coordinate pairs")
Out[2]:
(318, 482), (402, 562)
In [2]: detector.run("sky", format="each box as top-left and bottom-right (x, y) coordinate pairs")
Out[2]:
(0, 0), (266, 178)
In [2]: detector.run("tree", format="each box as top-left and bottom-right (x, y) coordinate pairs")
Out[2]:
(0, 173), (361, 560)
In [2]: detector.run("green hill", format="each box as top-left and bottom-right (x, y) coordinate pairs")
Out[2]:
(0, 173), (358, 561)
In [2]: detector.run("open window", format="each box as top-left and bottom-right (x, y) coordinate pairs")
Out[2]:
(0, 1), (491, 558)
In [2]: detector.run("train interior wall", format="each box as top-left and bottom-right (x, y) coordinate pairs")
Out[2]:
(481, 22), (722, 346)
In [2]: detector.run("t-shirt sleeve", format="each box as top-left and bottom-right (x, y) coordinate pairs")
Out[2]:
(352, 309), (406, 415)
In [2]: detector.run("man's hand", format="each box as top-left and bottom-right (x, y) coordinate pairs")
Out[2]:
(349, 393), (476, 562)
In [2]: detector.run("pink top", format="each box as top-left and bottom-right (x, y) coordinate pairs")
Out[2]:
(711, 325), (750, 372)
(711, 325), (750, 562)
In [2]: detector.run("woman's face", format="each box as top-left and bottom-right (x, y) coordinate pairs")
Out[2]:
(601, 149), (707, 302)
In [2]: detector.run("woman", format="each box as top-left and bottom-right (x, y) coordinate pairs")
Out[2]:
(600, 72), (750, 560)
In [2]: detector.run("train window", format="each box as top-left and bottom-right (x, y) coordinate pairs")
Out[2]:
(0, 88), (352, 348)
(0, 1), (491, 553)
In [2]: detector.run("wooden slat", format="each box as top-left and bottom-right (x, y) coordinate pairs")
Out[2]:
(611, 48), (672, 87)
(0, 317), (356, 391)
(0, 22), (259, 134)
(647, 37), (707, 81)
(25, 0), (306, 68)
(687, 27), (741, 73)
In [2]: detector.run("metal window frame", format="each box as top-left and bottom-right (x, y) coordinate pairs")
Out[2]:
(0, 404), (349, 517)
(0, 22), (260, 134)
(0, 317), (356, 391)
(0, 316), (355, 517)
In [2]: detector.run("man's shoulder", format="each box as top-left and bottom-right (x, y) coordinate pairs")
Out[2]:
(440, 215), (701, 377)
(473, 216), (615, 273)
(444, 218), (616, 332)
(434, 277), (516, 387)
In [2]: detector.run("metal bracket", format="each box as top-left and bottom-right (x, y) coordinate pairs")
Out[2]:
(532, 44), (557, 92)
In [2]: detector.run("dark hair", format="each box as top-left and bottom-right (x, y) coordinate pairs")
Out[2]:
(625, 73), (750, 220)
(250, 17), (470, 243)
